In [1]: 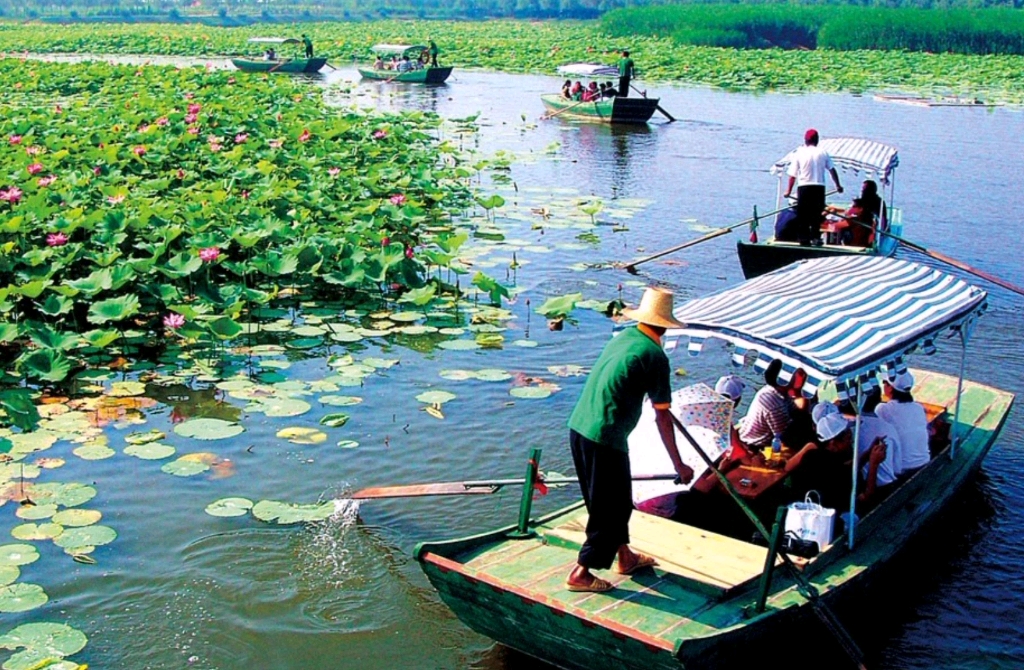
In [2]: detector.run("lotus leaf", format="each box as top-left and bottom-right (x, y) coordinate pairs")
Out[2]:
(509, 387), (553, 399)
(174, 418), (244, 440)
(415, 390), (457, 405)
(215, 380), (255, 392)
(205, 497), (254, 518)
(161, 458), (211, 477)
(330, 332), (364, 343)
(336, 440), (360, 449)
(439, 370), (475, 381)
(276, 427), (328, 445)
(260, 360), (292, 370)
(362, 358), (399, 369)
(0, 622), (87, 664)
(28, 483), (96, 508)
(53, 525), (116, 550)
(72, 444), (116, 460)
(14, 504), (57, 521)
(512, 339), (539, 348)
(0, 566), (17, 587)
(257, 398), (312, 418)
(108, 381), (146, 397)
(285, 337), (323, 350)
(124, 442), (176, 460)
(438, 340), (481, 351)
(11, 522), (63, 541)
(0, 583), (48, 613)
(124, 430), (166, 445)
(251, 500), (336, 525)
(0, 544), (39, 567)
(439, 328), (466, 336)
(51, 509), (102, 528)
(397, 325), (436, 336)
(389, 312), (424, 323)
(318, 395), (363, 407)
(474, 369), (513, 382)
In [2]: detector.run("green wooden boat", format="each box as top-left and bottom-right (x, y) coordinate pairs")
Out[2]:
(540, 93), (660, 125)
(231, 37), (326, 74)
(415, 257), (1013, 669)
(358, 44), (453, 84)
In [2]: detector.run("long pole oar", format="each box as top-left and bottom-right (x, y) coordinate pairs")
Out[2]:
(621, 190), (838, 273)
(349, 473), (679, 500)
(630, 84), (676, 122)
(669, 414), (868, 670)
(832, 212), (1024, 297)
(268, 58), (292, 74)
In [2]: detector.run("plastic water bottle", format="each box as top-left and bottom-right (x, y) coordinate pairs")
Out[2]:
(771, 435), (782, 455)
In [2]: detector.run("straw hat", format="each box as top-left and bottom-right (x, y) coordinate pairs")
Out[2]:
(621, 287), (685, 329)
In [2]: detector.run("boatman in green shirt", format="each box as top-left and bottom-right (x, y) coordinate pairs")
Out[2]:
(428, 39), (439, 67)
(565, 287), (694, 592)
(617, 50), (635, 98)
(302, 34), (314, 58)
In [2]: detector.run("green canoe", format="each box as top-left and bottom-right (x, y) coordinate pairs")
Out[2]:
(231, 57), (327, 74)
(359, 43), (453, 84)
(416, 369), (1012, 669)
(541, 93), (660, 124)
(357, 66), (453, 84)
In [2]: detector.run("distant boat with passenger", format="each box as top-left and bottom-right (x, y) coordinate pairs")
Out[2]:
(542, 63), (662, 124)
(415, 256), (1013, 669)
(358, 44), (453, 84)
(231, 37), (327, 74)
(736, 137), (904, 279)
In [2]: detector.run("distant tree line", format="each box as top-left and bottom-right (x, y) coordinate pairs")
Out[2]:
(0, 0), (1021, 22)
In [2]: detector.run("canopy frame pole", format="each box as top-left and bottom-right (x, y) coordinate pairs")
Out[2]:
(949, 318), (974, 460)
(848, 382), (864, 550)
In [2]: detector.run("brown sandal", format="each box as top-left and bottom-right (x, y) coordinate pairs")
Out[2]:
(565, 576), (614, 593)
(616, 551), (658, 575)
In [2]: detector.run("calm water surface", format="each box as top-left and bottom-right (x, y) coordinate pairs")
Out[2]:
(6, 61), (1023, 669)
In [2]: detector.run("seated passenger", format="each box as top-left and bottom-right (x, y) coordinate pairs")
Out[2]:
(876, 372), (931, 480)
(582, 82), (599, 102)
(561, 80), (573, 99)
(569, 81), (583, 101)
(855, 388), (902, 497)
(774, 206), (800, 242)
(691, 376), (751, 495)
(603, 81), (618, 97)
(737, 359), (792, 449)
(265, 48), (277, 61)
(373, 56), (384, 70)
(398, 56), (413, 72)
(841, 197), (875, 247)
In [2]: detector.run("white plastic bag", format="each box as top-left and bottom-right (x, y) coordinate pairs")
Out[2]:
(785, 492), (835, 552)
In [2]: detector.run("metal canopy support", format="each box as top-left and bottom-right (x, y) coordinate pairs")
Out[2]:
(848, 382), (864, 550)
(950, 319), (974, 460)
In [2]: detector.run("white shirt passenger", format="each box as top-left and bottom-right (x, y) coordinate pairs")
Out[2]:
(787, 145), (835, 187)
(876, 400), (930, 472)
(855, 413), (901, 486)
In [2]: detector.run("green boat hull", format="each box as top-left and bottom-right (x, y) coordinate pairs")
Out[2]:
(231, 57), (327, 74)
(540, 93), (660, 124)
(416, 370), (1013, 669)
(358, 66), (454, 84)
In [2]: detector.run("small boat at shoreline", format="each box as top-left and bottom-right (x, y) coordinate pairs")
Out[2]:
(736, 137), (903, 279)
(231, 37), (326, 74)
(543, 63), (662, 124)
(357, 44), (453, 84)
(415, 256), (1013, 670)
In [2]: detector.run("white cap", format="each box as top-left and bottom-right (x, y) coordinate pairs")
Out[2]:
(715, 375), (746, 401)
(816, 413), (849, 442)
(811, 402), (840, 424)
(888, 371), (915, 393)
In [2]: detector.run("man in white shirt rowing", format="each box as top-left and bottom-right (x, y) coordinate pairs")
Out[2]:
(783, 129), (844, 246)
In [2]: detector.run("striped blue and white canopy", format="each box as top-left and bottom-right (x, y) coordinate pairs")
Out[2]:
(663, 257), (986, 397)
(770, 137), (899, 185)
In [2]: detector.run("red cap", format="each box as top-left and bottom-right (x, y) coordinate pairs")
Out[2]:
(804, 128), (819, 143)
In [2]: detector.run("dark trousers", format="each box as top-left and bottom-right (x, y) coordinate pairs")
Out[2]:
(430, 55), (438, 67)
(305, 46), (313, 58)
(570, 430), (632, 570)
(618, 76), (630, 97)
(796, 184), (826, 243)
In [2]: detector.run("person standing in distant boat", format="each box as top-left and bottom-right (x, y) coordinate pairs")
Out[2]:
(428, 39), (439, 67)
(301, 34), (314, 58)
(617, 50), (635, 98)
(783, 129), (843, 246)
(565, 287), (694, 593)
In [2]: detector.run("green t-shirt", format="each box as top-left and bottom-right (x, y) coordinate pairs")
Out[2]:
(568, 327), (671, 452)
(619, 57), (634, 78)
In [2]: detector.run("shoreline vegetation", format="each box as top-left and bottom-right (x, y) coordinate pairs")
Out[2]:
(1, 19), (1024, 102)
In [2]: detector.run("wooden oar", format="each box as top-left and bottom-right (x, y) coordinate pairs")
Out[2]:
(832, 211), (1024, 297)
(669, 413), (868, 670)
(350, 473), (679, 500)
(268, 58), (292, 74)
(630, 84), (676, 122)
(541, 98), (593, 120)
(620, 190), (838, 273)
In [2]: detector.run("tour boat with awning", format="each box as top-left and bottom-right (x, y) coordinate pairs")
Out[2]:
(541, 63), (662, 124)
(736, 138), (904, 278)
(415, 256), (1012, 669)
(231, 37), (327, 74)
(357, 44), (453, 84)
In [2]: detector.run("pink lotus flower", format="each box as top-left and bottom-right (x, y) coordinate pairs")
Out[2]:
(94, 166), (103, 176)
(373, 130), (387, 139)
(298, 129), (312, 143)
(27, 163), (43, 175)
(46, 232), (68, 247)
(187, 125), (200, 135)
(163, 313), (185, 330)
(228, 77), (236, 84)
(209, 142), (222, 153)
(156, 116), (169, 126)
(241, 190), (250, 200)
(0, 186), (23, 204)
(176, 169), (186, 179)
(188, 103), (201, 114)
(234, 133), (248, 144)
(8, 135), (21, 145)
(107, 193), (125, 205)
(275, 113), (283, 122)
(184, 113), (198, 124)
(389, 194), (406, 206)
(54, 104), (62, 114)
(135, 70), (143, 77)
(328, 167), (340, 177)
(268, 138), (283, 149)
(138, 124), (150, 133)
(405, 246), (415, 259)
(184, 92), (195, 100)
(25, 146), (42, 156)
(37, 175), (56, 187)
(381, 236), (391, 247)
(133, 145), (146, 157)
(199, 247), (221, 262)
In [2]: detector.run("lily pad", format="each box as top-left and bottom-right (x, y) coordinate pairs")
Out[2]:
(336, 440), (360, 449)
(161, 457), (211, 477)
(174, 418), (245, 440)
(0, 566), (17, 587)
(72, 444), (116, 460)
(439, 369), (475, 381)
(475, 368), (513, 382)
(257, 397), (312, 418)
(124, 442), (176, 460)
(204, 497), (254, 518)
(319, 413), (350, 428)
(415, 390), (457, 404)
(363, 358), (399, 369)
(53, 525), (117, 550)
(285, 337), (323, 350)
(0, 583), (48, 613)
(0, 544), (39, 567)
(28, 483), (96, 508)
(51, 509), (102, 527)
(14, 504), (57, 521)
(319, 395), (363, 406)
(251, 500), (335, 525)
(512, 339), (539, 348)
(0, 622), (87, 663)
(438, 339), (481, 351)
(330, 331), (364, 343)
(108, 381), (146, 397)
(509, 387), (553, 399)
(291, 325), (327, 337)
(11, 523), (63, 541)
(389, 312), (424, 323)
(124, 429), (166, 445)
(276, 427), (328, 445)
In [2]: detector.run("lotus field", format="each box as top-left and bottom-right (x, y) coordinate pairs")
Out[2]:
(2, 20), (1024, 101)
